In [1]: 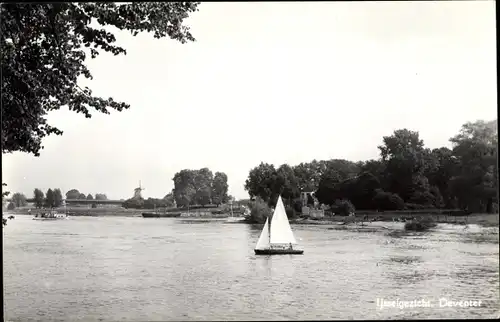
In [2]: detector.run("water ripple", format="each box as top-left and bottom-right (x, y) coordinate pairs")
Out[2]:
(3, 216), (499, 320)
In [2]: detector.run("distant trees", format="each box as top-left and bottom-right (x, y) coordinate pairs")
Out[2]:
(53, 189), (63, 207)
(212, 172), (229, 206)
(11, 192), (27, 207)
(173, 168), (230, 208)
(194, 168), (213, 206)
(244, 119), (498, 214)
(45, 189), (54, 208)
(163, 193), (175, 207)
(33, 189), (44, 208)
(64, 189), (109, 204)
(122, 197), (173, 210)
(29, 188), (109, 207)
(95, 193), (108, 200)
(66, 189), (80, 200)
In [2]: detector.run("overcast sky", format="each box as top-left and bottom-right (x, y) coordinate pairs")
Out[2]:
(2, 1), (497, 200)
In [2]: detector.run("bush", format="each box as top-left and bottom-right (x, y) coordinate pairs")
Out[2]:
(331, 199), (355, 216)
(293, 199), (303, 213)
(246, 197), (272, 224)
(372, 190), (405, 211)
(285, 206), (297, 219)
(7, 202), (15, 210)
(122, 198), (144, 209)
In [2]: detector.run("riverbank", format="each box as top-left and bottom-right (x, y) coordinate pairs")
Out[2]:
(7, 207), (497, 227)
(6, 206), (241, 218)
(289, 213), (499, 227)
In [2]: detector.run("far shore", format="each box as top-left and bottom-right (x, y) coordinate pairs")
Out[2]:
(4, 207), (498, 227)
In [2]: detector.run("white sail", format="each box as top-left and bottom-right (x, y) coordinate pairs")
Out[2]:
(270, 196), (297, 245)
(255, 217), (270, 249)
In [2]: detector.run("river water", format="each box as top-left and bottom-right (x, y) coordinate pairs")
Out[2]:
(3, 215), (499, 321)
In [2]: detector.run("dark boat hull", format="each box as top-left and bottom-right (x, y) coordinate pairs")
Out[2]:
(254, 249), (304, 255)
(142, 213), (181, 218)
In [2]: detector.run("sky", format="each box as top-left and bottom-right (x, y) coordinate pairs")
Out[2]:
(2, 1), (497, 200)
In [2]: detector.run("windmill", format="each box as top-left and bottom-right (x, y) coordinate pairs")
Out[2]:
(133, 180), (145, 199)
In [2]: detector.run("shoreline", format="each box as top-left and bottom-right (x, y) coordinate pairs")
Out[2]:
(5, 208), (498, 227)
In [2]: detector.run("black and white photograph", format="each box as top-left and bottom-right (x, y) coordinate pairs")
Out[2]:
(1, 1), (498, 320)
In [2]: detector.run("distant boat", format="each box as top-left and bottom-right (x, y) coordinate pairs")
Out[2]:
(33, 210), (68, 221)
(254, 196), (304, 255)
(142, 212), (181, 218)
(226, 199), (245, 223)
(142, 205), (181, 218)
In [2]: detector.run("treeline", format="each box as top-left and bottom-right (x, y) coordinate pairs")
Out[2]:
(122, 193), (176, 209)
(172, 168), (229, 207)
(3, 188), (110, 210)
(5, 188), (65, 209)
(65, 189), (108, 201)
(245, 120), (498, 221)
(121, 168), (231, 209)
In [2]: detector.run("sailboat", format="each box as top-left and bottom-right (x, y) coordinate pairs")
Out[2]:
(226, 199), (245, 223)
(254, 196), (304, 255)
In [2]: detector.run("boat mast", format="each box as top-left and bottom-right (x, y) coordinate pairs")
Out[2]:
(268, 212), (271, 242)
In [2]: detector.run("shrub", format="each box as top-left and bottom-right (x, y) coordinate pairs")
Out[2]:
(7, 202), (15, 210)
(122, 198), (144, 209)
(372, 190), (405, 211)
(331, 199), (355, 216)
(246, 197), (272, 224)
(285, 205), (297, 219)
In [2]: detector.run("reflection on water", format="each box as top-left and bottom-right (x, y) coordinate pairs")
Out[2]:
(3, 216), (499, 321)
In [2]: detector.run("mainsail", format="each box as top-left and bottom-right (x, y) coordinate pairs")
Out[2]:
(269, 196), (297, 245)
(255, 217), (270, 250)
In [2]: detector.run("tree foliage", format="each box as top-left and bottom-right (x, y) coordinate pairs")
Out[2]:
(245, 120), (498, 214)
(33, 188), (44, 208)
(212, 172), (229, 206)
(11, 192), (27, 207)
(45, 188), (55, 208)
(66, 189), (80, 200)
(1, 2), (200, 156)
(172, 169), (197, 208)
(95, 193), (107, 200)
(194, 168), (213, 206)
(53, 188), (63, 207)
(245, 197), (272, 224)
(163, 192), (175, 207)
(172, 168), (229, 207)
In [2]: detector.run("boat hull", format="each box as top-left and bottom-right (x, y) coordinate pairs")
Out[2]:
(142, 213), (181, 218)
(254, 249), (304, 255)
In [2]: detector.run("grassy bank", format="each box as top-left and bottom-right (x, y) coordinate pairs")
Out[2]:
(290, 213), (499, 227)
